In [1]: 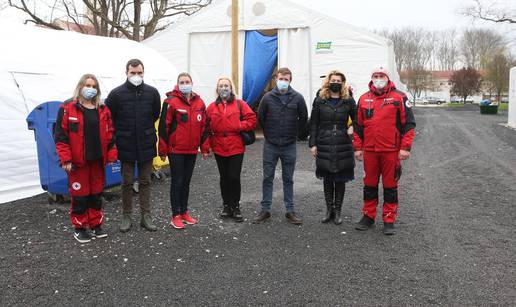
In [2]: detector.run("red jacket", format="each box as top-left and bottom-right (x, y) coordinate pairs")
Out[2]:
(55, 100), (117, 167)
(201, 96), (257, 157)
(353, 81), (415, 152)
(158, 87), (206, 155)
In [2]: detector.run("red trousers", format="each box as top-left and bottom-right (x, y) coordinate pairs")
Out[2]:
(362, 151), (401, 223)
(68, 160), (105, 229)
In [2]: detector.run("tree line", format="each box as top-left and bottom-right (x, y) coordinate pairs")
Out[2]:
(378, 27), (514, 102)
(4, 0), (212, 41)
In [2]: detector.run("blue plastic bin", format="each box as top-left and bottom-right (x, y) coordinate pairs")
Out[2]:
(27, 101), (122, 196)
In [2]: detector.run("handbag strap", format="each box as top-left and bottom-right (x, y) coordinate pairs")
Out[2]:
(236, 99), (243, 121)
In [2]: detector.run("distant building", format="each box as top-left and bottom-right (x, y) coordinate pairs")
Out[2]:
(400, 70), (507, 103)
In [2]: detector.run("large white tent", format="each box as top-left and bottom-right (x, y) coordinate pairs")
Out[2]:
(143, 0), (404, 111)
(509, 67), (516, 128)
(0, 23), (177, 203)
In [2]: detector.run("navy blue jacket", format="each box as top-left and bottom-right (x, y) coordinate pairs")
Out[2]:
(258, 87), (308, 146)
(105, 80), (161, 162)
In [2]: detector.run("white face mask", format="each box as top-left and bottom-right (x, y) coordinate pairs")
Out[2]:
(373, 79), (387, 89)
(128, 75), (143, 87)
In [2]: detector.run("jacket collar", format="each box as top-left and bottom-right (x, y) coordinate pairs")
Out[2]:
(368, 80), (396, 97)
(72, 99), (103, 110)
(125, 79), (144, 91)
(166, 86), (198, 105)
(215, 94), (236, 105)
(271, 86), (293, 97)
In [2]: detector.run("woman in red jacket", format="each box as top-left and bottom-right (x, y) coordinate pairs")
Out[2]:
(158, 73), (206, 229)
(55, 74), (117, 243)
(201, 77), (257, 222)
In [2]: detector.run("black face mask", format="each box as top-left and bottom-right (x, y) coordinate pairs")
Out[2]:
(329, 83), (342, 93)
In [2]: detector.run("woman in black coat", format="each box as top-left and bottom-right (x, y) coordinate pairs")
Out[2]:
(309, 70), (357, 225)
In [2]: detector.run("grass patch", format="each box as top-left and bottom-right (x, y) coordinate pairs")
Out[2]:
(445, 102), (465, 108)
(499, 103), (508, 111)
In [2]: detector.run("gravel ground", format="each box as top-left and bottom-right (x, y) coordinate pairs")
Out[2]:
(1, 105), (515, 306)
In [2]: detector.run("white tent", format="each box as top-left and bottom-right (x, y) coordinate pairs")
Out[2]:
(0, 24), (177, 204)
(509, 67), (516, 128)
(143, 0), (404, 111)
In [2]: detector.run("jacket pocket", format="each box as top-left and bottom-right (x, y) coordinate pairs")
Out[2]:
(70, 122), (79, 133)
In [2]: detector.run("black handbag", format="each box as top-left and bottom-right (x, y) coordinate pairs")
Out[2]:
(236, 99), (256, 145)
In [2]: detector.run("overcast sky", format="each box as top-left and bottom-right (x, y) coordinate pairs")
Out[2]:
(290, 0), (513, 31)
(1, 0), (514, 48)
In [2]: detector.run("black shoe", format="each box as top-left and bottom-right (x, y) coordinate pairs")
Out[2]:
(285, 212), (303, 225)
(321, 204), (334, 223)
(383, 222), (396, 235)
(74, 228), (91, 243)
(355, 215), (375, 231)
(91, 226), (108, 238)
(253, 211), (271, 224)
(232, 204), (244, 223)
(220, 204), (233, 219)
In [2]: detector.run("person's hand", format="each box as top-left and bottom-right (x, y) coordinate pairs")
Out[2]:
(399, 149), (411, 160)
(202, 152), (211, 160)
(62, 162), (73, 172)
(354, 150), (363, 161)
(310, 146), (317, 157)
(160, 155), (167, 162)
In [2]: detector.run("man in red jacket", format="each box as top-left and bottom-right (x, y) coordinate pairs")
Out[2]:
(353, 67), (415, 235)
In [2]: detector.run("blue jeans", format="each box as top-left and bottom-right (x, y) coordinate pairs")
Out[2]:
(260, 140), (297, 213)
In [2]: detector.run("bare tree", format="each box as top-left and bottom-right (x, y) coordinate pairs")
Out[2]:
(462, 0), (516, 24)
(485, 50), (511, 101)
(437, 29), (459, 71)
(460, 28), (505, 69)
(380, 28), (435, 72)
(402, 68), (432, 100)
(7, 0), (212, 40)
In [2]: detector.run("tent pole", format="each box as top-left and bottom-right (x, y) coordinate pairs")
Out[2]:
(231, 0), (239, 95)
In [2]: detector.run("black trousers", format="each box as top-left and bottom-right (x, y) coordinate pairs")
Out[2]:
(169, 154), (197, 216)
(214, 153), (244, 207)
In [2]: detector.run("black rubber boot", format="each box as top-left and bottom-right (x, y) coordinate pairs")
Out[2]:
(232, 203), (244, 223)
(220, 204), (232, 219)
(333, 182), (346, 225)
(322, 180), (334, 223)
(355, 215), (375, 230)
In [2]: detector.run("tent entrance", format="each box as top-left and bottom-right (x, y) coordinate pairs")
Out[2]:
(242, 29), (278, 111)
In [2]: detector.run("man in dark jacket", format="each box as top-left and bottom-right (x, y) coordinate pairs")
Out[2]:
(105, 59), (161, 232)
(254, 67), (308, 225)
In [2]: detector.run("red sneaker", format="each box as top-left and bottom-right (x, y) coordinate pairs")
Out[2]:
(171, 215), (185, 229)
(181, 211), (198, 225)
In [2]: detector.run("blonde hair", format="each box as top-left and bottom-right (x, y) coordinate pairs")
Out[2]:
(73, 74), (101, 105)
(319, 70), (349, 100)
(215, 77), (236, 97)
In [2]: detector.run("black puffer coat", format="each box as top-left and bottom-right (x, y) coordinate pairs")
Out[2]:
(309, 96), (357, 174)
(105, 80), (161, 162)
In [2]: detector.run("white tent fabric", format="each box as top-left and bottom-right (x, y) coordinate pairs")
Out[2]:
(143, 0), (404, 111)
(278, 28), (312, 107)
(0, 24), (177, 204)
(509, 67), (516, 128)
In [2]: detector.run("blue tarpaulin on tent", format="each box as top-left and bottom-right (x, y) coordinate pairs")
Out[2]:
(242, 31), (278, 107)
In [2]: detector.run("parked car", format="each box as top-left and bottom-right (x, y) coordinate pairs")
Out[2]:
(426, 97), (446, 105)
(414, 97), (428, 105)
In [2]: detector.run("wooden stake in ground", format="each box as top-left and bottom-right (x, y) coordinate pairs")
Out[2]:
(231, 0), (239, 94)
